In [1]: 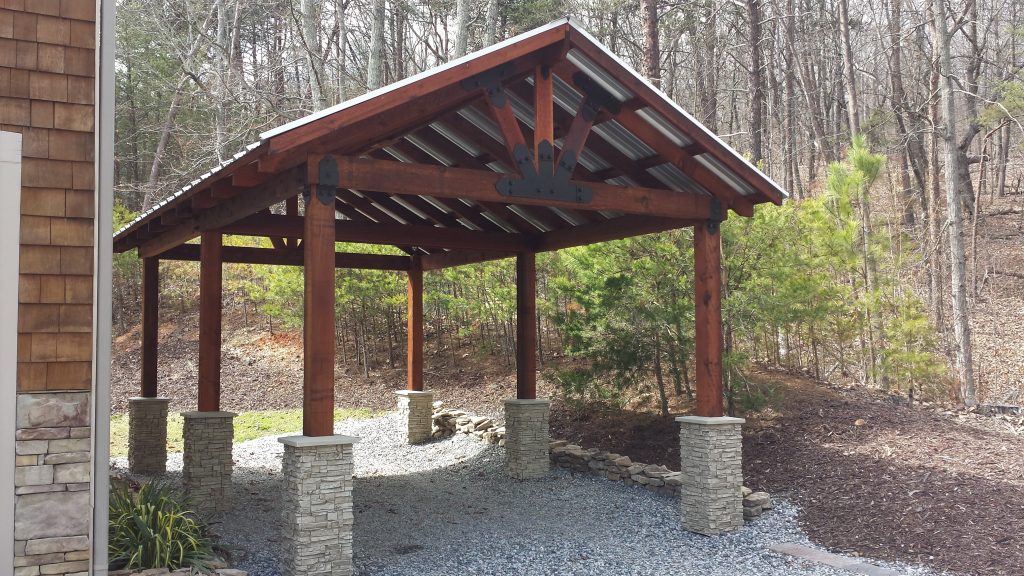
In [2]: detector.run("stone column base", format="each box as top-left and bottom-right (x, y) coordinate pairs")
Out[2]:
(182, 411), (236, 515)
(280, 434), (358, 576)
(128, 397), (170, 474)
(503, 399), (550, 480)
(676, 415), (745, 535)
(395, 390), (433, 444)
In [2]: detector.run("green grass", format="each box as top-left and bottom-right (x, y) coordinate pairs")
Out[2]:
(110, 407), (377, 458)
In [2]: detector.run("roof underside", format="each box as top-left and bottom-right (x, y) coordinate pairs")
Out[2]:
(113, 19), (787, 264)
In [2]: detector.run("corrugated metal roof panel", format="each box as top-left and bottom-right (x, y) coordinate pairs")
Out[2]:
(635, 107), (694, 147)
(695, 154), (756, 197)
(647, 163), (711, 196)
(566, 49), (632, 102)
(457, 107), (503, 144)
(592, 119), (656, 161)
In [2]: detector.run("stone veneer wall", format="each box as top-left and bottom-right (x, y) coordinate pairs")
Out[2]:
(676, 416), (745, 536)
(395, 390), (433, 444)
(279, 436), (355, 576)
(13, 392), (92, 576)
(503, 399), (550, 480)
(128, 397), (169, 474)
(182, 412), (235, 515)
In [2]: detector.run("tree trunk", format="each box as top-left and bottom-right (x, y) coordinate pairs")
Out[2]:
(838, 0), (860, 135)
(300, 0), (328, 110)
(746, 0), (764, 163)
(367, 0), (386, 89)
(642, 0), (660, 87)
(932, 0), (976, 406)
(453, 0), (470, 57)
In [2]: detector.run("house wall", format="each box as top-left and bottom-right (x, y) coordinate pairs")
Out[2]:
(1, 1), (98, 575)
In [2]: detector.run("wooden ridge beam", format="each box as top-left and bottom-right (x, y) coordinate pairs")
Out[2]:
(219, 213), (533, 252)
(138, 166), (305, 258)
(159, 244), (412, 270)
(330, 155), (719, 221)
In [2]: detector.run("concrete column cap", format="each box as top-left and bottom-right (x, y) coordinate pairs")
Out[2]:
(395, 390), (434, 397)
(181, 411), (238, 419)
(504, 398), (551, 406)
(129, 397), (171, 403)
(675, 415), (745, 425)
(279, 434), (360, 447)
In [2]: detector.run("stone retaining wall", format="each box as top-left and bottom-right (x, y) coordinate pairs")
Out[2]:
(431, 406), (773, 522)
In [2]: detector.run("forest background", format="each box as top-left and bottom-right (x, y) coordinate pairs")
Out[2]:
(111, 0), (1024, 411)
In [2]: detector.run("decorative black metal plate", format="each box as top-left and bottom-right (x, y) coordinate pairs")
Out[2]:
(496, 142), (593, 204)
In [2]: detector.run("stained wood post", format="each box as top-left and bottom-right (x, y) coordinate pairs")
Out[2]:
(303, 157), (337, 437)
(198, 232), (222, 412)
(516, 252), (537, 400)
(407, 258), (424, 392)
(141, 257), (159, 398)
(693, 221), (724, 417)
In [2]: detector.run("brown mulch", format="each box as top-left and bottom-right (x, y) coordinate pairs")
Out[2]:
(742, 369), (1024, 576)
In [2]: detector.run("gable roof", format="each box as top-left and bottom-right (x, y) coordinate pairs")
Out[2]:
(114, 18), (786, 259)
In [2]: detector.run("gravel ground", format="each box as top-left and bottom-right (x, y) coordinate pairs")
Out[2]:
(112, 413), (941, 576)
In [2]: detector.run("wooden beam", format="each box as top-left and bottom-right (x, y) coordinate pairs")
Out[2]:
(159, 244), (412, 270)
(407, 258), (424, 391)
(534, 65), (554, 165)
(303, 159), (337, 437)
(537, 215), (692, 252)
(564, 29), (785, 205)
(258, 27), (570, 169)
(420, 250), (514, 271)
(693, 222), (724, 417)
(486, 93), (528, 168)
(198, 232), (222, 412)
(331, 156), (718, 221)
(219, 213), (533, 252)
(516, 252), (537, 399)
(138, 166), (304, 258)
(141, 257), (159, 398)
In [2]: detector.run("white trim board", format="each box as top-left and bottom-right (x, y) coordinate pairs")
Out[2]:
(0, 131), (23, 575)
(92, 0), (116, 571)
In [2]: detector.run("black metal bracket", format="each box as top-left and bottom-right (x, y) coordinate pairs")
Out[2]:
(572, 72), (621, 121)
(496, 142), (593, 204)
(460, 62), (515, 108)
(708, 197), (724, 233)
(304, 156), (339, 206)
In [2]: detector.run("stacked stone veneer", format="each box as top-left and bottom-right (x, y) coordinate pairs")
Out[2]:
(128, 397), (169, 474)
(182, 411), (235, 515)
(13, 392), (92, 576)
(503, 399), (550, 480)
(395, 390), (433, 444)
(279, 435), (356, 576)
(677, 416), (745, 535)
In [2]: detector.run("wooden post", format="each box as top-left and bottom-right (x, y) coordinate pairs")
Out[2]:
(693, 222), (724, 417)
(407, 258), (424, 392)
(198, 232), (222, 412)
(516, 252), (537, 399)
(141, 257), (159, 398)
(303, 157), (336, 437)
(534, 65), (554, 165)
